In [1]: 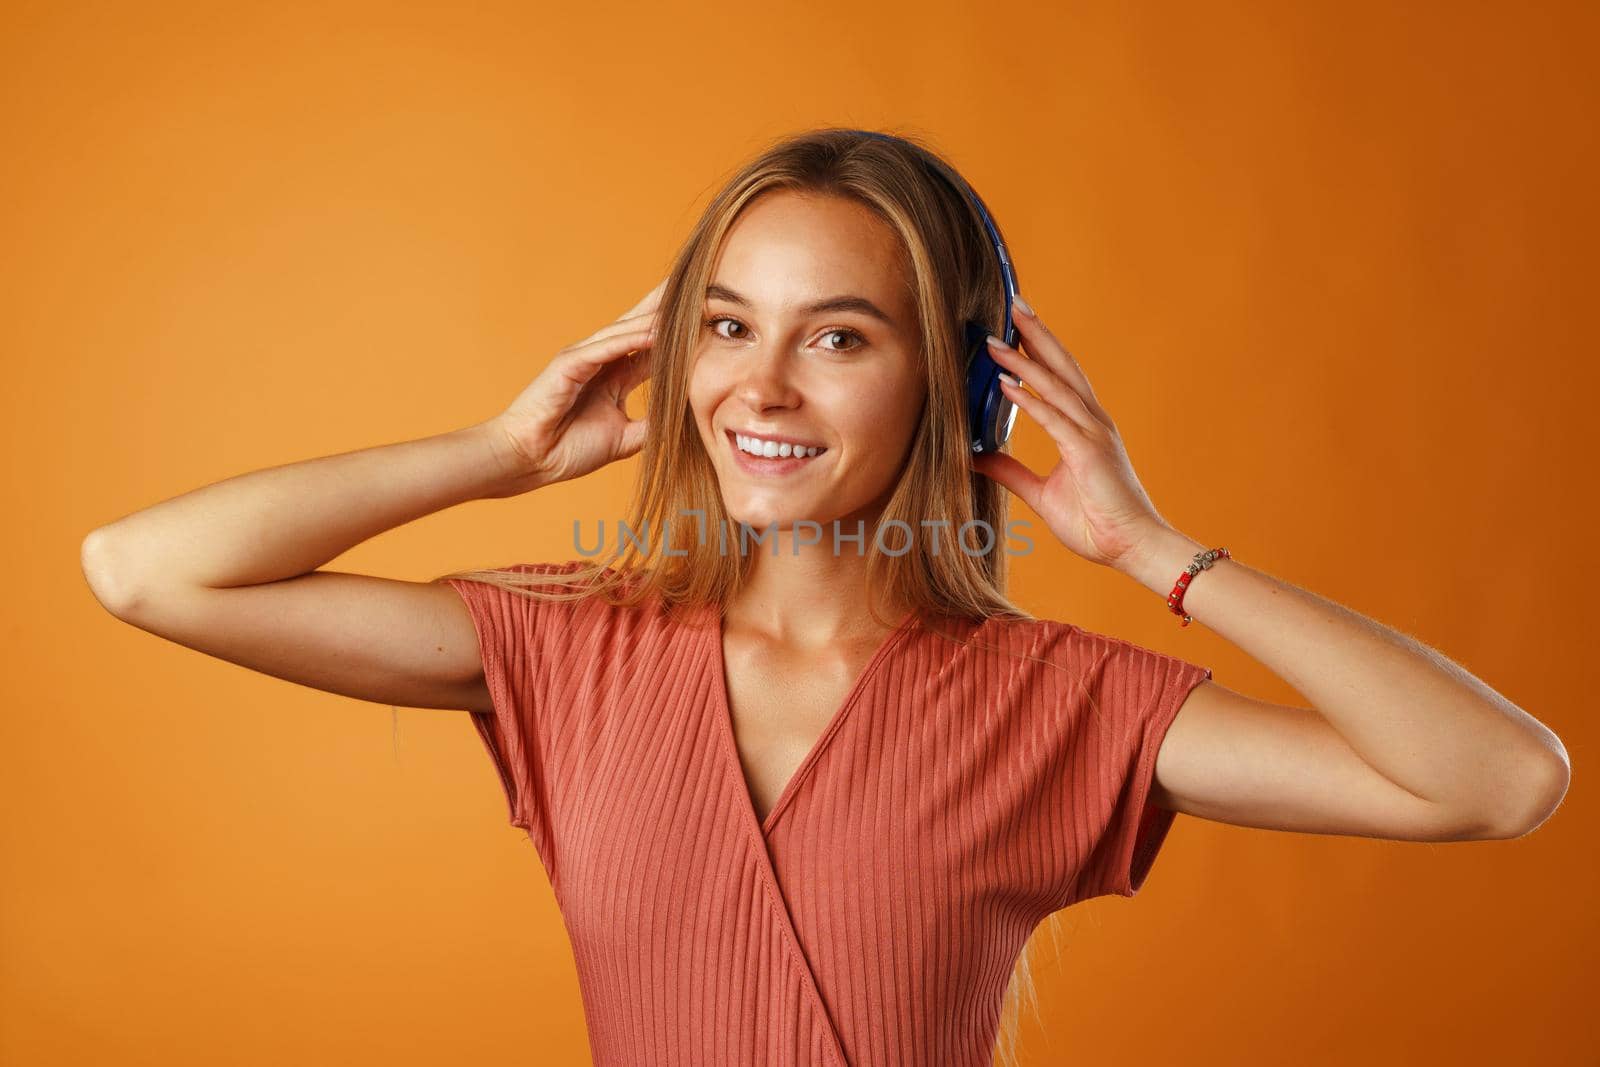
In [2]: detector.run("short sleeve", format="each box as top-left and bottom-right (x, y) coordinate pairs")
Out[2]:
(442, 559), (596, 863)
(1059, 627), (1213, 908)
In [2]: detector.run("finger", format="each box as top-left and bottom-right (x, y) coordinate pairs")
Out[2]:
(577, 311), (659, 349)
(612, 345), (655, 400)
(986, 336), (1104, 437)
(554, 328), (656, 390)
(618, 417), (648, 457)
(971, 450), (1045, 512)
(999, 375), (1088, 455)
(1009, 299), (1112, 425)
(619, 277), (669, 320)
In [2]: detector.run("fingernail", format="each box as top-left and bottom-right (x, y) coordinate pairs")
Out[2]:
(985, 334), (1010, 351)
(1012, 293), (1034, 317)
(999, 372), (1022, 387)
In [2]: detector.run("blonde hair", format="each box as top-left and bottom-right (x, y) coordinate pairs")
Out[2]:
(435, 125), (1077, 1066)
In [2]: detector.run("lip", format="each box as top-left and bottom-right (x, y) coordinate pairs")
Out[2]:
(729, 426), (826, 450)
(724, 429), (828, 476)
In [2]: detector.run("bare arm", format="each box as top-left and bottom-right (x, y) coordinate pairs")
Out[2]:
(80, 279), (664, 714)
(979, 296), (1569, 843)
(80, 422), (529, 713)
(1121, 527), (1570, 840)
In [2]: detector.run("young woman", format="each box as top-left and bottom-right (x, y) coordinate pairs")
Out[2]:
(81, 128), (1569, 1067)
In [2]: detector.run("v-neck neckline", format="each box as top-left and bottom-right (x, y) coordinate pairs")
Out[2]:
(708, 601), (919, 838)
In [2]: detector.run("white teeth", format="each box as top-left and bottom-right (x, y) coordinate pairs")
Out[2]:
(735, 433), (823, 459)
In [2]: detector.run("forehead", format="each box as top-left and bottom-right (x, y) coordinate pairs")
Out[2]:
(709, 190), (913, 314)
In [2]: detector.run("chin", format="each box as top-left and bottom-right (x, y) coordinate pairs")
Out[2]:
(721, 497), (867, 541)
(722, 502), (815, 531)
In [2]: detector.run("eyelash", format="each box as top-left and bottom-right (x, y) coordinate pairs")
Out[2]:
(702, 316), (867, 352)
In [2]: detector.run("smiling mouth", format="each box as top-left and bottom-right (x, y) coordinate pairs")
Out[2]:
(724, 429), (828, 473)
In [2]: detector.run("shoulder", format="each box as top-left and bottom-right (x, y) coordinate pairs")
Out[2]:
(910, 612), (1070, 670)
(441, 561), (645, 635)
(495, 558), (610, 582)
(979, 614), (1204, 679)
(452, 559), (639, 595)
(1007, 614), (1158, 654)
(957, 612), (1076, 650)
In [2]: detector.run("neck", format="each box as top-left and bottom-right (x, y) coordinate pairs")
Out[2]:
(723, 513), (914, 645)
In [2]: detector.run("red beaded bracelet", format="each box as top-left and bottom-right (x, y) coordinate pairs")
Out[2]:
(1167, 546), (1231, 627)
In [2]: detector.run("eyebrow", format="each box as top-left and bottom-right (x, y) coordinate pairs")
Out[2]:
(705, 283), (897, 328)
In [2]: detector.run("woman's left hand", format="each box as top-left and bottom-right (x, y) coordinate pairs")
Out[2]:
(970, 298), (1171, 570)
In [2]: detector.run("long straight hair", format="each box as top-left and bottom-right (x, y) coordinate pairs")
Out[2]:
(436, 126), (1075, 1065)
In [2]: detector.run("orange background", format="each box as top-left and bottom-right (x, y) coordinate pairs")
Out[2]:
(4, 1), (1594, 1064)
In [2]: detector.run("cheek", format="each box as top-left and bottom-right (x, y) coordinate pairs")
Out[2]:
(886, 372), (928, 446)
(685, 355), (717, 423)
(829, 379), (922, 447)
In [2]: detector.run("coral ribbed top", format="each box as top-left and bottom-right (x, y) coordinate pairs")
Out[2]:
(445, 560), (1212, 1067)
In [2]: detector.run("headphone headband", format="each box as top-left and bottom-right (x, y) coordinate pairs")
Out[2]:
(843, 129), (1022, 453)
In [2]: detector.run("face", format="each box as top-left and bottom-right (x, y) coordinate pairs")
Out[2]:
(688, 190), (927, 536)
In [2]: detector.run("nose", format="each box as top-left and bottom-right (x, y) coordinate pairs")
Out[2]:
(733, 343), (802, 413)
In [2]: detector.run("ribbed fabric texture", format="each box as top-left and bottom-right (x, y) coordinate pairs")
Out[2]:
(446, 559), (1212, 1067)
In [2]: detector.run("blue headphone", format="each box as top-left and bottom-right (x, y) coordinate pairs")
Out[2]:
(847, 129), (1022, 454)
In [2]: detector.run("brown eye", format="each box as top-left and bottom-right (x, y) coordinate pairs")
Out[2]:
(705, 316), (746, 339)
(819, 327), (866, 352)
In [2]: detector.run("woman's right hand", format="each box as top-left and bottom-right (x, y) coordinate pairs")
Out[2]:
(485, 278), (666, 496)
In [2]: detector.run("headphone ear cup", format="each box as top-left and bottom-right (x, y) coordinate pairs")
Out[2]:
(962, 320), (1016, 454)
